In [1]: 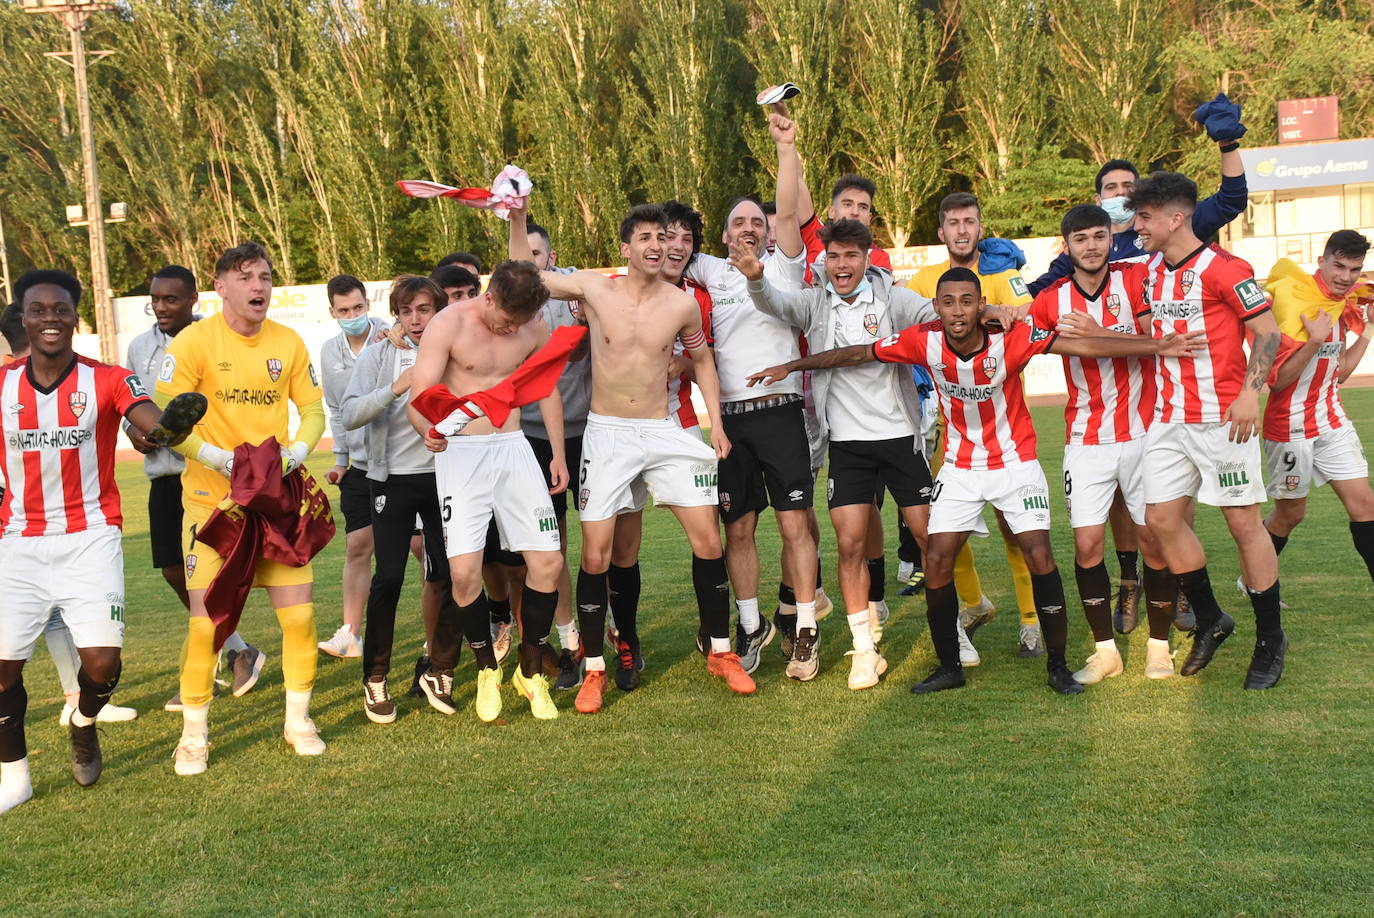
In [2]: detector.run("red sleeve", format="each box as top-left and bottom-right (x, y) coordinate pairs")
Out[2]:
(869, 247), (891, 270)
(1209, 254), (1270, 321)
(1119, 263), (1153, 335)
(873, 323), (933, 365)
(1007, 321), (1058, 368)
(102, 363), (152, 416)
(691, 285), (714, 346)
(800, 215), (824, 264)
(1027, 289), (1058, 329)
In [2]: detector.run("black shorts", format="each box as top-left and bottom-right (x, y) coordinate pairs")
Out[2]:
(527, 434), (583, 519)
(827, 437), (932, 509)
(483, 519), (525, 568)
(148, 475), (185, 569)
(337, 465), (373, 534)
(718, 399), (814, 523)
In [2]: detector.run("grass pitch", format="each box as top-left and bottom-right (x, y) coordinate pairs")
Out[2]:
(5, 394), (1374, 917)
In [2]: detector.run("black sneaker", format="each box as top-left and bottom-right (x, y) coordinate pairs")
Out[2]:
(1174, 589), (1196, 631)
(407, 653), (429, 698)
(1047, 660), (1085, 695)
(695, 625), (708, 656)
(898, 567), (926, 597)
(419, 668), (457, 715)
(1243, 632), (1287, 690)
(1180, 612), (1235, 676)
(69, 721), (102, 787)
(774, 610), (798, 660)
(1113, 580), (1140, 634)
(362, 676), (397, 724)
(555, 647), (585, 690)
(613, 634), (642, 691)
(910, 663), (965, 695)
(735, 618), (776, 675)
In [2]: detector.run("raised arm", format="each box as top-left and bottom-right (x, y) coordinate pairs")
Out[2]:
(509, 202), (536, 262)
(770, 113), (803, 259)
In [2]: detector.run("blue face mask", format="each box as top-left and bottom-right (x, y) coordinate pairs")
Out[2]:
(827, 276), (872, 300)
(1101, 195), (1134, 226)
(337, 315), (371, 336)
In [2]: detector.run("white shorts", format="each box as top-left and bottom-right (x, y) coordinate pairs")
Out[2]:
(0, 525), (125, 660)
(433, 432), (561, 557)
(1143, 422), (1266, 507)
(1062, 440), (1147, 528)
(929, 460), (1051, 536)
(1264, 425), (1369, 500)
(579, 413), (718, 522)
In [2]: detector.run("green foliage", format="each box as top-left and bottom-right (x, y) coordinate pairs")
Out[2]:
(979, 147), (1100, 238)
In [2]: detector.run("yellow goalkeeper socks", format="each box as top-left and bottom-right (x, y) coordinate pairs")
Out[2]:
(275, 603), (317, 693)
(1003, 541), (1037, 625)
(179, 616), (217, 708)
(953, 542), (983, 608)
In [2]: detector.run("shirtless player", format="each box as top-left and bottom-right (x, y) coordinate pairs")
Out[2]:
(407, 261), (569, 722)
(516, 201), (756, 713)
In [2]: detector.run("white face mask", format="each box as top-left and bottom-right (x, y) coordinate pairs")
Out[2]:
(1101, 196), (1134, 226)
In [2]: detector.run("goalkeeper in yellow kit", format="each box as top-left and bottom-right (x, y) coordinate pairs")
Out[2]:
(155, 243), (328, 776)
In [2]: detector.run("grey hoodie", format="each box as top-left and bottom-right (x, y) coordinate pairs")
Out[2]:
(319, 317), (390, 468)
(340, 338), (429, 483)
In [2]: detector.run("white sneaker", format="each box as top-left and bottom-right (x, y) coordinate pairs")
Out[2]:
(846, 648), (887, 690)
(59, 701), (137, 726)
(284, 718), (327, 756)
(897, 561), (915, 584)
(0, 781), (33, 815)
(957, 621), (981, 667)
(959, 594), (996, 631)
(1236, 577), (1290, 609)
(1144, 638), (1176, 679)
(1018, 622), (1045, 658)
(874, 599), (890, 626)
(814, 588), (833, 621)
(173, 735), (209, 776)
(869, 605), (884, 644)
(318, 624), (361, 658)
(1073, 643), (1124, 684)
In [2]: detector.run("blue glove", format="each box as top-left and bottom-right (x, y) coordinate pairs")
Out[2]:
(977, 237), (1026, 274)
(1193, 92), (1246, 142)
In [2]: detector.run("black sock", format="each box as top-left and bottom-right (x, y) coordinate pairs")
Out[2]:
(1030, 569), (1069, 663)
(489, 596), (512, 626)
(1350, 521), (1374, 580)
(576, 567), (610, 659)
(925, 583), (960, 667)
(459, 592), (497, 669)
(1177, 567), (1224, 633)
(1142, 565), (1177, 641)
(867, 556), (885, 603)
(518, 586), (558, 677)
(1269, 530), (1289, 557)
(815, 562), (824, 590)
(429, 592), (463, 672)
(608, 562), (642, 649)
(1074, 562), (1114, 642)
(778, 583), (796, 607)
(1116, 550), (1139, 583)
(1246, 580), (1284, 640)
(0, 679), (26, 763)
(76, 663), (121, 720)
(692, 555), (730, 641)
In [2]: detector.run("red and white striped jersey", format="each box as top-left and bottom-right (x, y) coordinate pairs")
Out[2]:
(874, 321), (1057, 470)
(0, 355), (151, 537)
(1141, 244), (1270, 424)
(1263, 322), (1349, 442)
(1029, 264), (1154, 445)
(667, 283), (714, 429)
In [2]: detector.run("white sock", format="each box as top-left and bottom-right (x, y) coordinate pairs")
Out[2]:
(181, 702), (210, 740)
(557, 622), (580, 652)
(1148, 637), (1170, 650)
(285, 690), (311, 729)
(223, 631), (248, 653)
(710, 636), (731, 654)
(1096, 638), (1119, 653)
(796, 600), (818, 630)
(737, 597), (760, 633)
(585, 655), (606, 672)
(847, 611), (874, 652)
(0, 758), (33, 813)
(70, 709), (95, 728)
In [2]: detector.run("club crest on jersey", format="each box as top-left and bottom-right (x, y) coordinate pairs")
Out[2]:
(185, 554), (197, 578)
(1284, 475), (1300, 491)
(578, 488), (590, 510)
(266, 358), (283, 382)
(863, 313), (879, 336)
(1180, 270), (1196, 294)
(719, 490), (731, 513)
(980, 356), (998, 377)
(68, 391), (88, 418)
(375, 495), (386, 514)
(1105, 294), (1122, 317)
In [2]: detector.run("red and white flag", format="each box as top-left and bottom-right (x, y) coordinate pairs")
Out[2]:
(396, 164), (532, 220)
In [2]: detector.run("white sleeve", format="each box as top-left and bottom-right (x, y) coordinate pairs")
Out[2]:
(684, 253), (725, 288)
(763, 248), (807, 292)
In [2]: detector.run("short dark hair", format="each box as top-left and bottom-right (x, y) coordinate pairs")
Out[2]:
(388, 275), (447, 317)
(936, 266), (982, 294)
(818, 218), (873, 253)
(1323, 230), (1370, 261)
(429, 264), (480, 295)
(525, 222), (552, 249)
(436, 251), (483, 274)
(937, 192), (980, 223)
(1126, 171), (1197, 214)
(1, 303), (27, 353)
(662, 199), (705, 256)
(326, 274), (367, 304)
(832, 173), (877, 204)
(15, 269), (81, 309)
(487, 260), (549, 320)
(620, 203), (668, 244)
(760, 201), (777, 217)
(1095, 159), (1139, 194)
(215, 242), (272, 277)
(152, 264), (197, 293)
(1061, 204), (1113, 238)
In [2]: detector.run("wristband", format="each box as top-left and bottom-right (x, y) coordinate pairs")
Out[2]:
(1219, 141), (1240, 153)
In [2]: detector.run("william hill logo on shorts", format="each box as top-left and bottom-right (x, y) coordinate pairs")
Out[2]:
(1018, 485), (1049, 511)
(1218, 468), (1251, 488)
(690, 462), (716, 490)
(535, 506), (557, 533)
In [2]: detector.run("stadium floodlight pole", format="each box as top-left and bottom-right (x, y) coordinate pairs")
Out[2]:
(22, 0), (117, 363)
